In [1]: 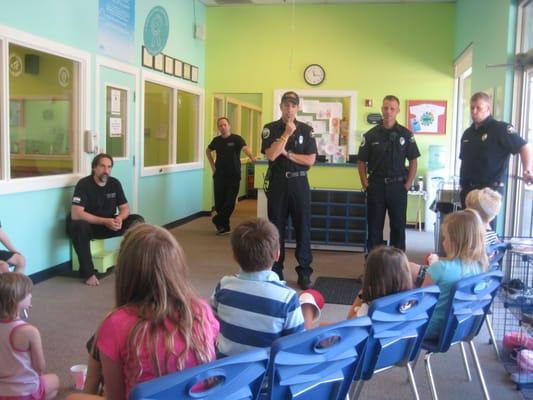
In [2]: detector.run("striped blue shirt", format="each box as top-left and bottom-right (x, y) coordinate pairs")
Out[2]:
(211, 270), (304, 357)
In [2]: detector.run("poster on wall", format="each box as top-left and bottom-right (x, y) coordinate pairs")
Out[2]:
(98, 0), (135, 63)
(406, 100), (447, 134)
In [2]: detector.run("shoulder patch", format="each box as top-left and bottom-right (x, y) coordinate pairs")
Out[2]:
(262, 127), (270, 139)
(72, 196), (81, 204)
(410, 135), (416, 143)
(360, 137), (366, 147)
(507, 124), (517, 134)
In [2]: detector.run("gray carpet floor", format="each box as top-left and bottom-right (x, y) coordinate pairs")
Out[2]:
(27, 199), (524, 399)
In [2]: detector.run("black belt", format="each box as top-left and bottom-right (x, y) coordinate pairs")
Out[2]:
(463, 181), (504, 189)
(370, 176), (405, 184)
(284, 171), (307, 179)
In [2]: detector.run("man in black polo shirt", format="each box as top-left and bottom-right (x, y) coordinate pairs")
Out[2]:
(67, 153), (144, 286)
(261, 91), (317, 289)
(206, 117), (255, 235)
(358, 95), (420, 252)
(460, 92), (532, 215)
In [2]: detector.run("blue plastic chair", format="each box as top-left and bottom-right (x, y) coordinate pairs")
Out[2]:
(263, 316), (372, 400)
(348, 285), (440, 400)
(129, 348), (269, 400)
(417, 270), (503, 400)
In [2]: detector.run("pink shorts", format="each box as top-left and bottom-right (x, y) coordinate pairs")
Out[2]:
(0, 376), (46, 400)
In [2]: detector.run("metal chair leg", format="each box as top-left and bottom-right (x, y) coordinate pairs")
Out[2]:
(424, 352), (439, 400)
(485, 317), (501, 358)
(460, 342), (472, 382)
(348, 380), (364, 400)
(406, 363), (420, 400)
(468, 341), (491, 400)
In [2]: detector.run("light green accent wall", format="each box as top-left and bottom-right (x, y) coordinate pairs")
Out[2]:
(204, 3), (456, 210)
(455, 0), (517, 120)
(223, 93), (262, 108)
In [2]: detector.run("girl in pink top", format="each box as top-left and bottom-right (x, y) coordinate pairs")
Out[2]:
(0, 273), (59, 400)
(94, 223), (219, 400)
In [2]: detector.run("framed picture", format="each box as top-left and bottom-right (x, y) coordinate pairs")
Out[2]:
(164, 55), (174, 75)
(183, 63), (192, 80)
(153, 53), (164, 72)
(142, 46), (153, 68)
(174, 59), (183, 78)
(191, 66), (198, 83)
(406, 100), (447, 134)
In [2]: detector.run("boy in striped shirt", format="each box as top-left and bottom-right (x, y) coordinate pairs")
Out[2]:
(211, 218), (305, 357)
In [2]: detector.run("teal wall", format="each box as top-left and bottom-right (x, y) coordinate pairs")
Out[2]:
(0, 0), (206, 275)
(455, 0), (517, 120)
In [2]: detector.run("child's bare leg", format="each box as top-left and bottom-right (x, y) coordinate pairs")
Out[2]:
(409, 262), (422, 286)
(301, 304), (316, 330)
(84, 355), (102, 394)
(42, 373), (59, 400)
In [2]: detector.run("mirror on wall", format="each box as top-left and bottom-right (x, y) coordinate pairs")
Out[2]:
(213, 93), (263, 156)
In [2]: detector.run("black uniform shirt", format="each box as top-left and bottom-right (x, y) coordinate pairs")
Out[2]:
(357, 123), (420, 179)
(261, 119), (317, 177)
(208, 134), (246, 178)
(460, 116), (526, 185)
(72, 176), (127, 218)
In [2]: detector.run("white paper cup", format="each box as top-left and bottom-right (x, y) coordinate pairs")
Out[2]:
(70, 364), (87, 390)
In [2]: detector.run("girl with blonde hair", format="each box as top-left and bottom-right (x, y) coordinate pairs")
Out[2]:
(0, 273), (59, 400)
(94, 223), (219, 400)
(421, 209), (488, 338)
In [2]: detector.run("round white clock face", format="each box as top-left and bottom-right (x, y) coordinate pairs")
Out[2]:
(304, 64), (325, 86)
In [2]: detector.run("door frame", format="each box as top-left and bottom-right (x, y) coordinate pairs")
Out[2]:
(95, 55), (140, 212)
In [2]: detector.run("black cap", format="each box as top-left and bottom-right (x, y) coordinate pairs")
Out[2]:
(281, 91), (299, 105)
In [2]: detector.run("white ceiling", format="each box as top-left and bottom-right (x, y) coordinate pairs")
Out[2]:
(200, 0), (454, 6)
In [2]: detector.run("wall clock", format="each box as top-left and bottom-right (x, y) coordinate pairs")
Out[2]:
(304, 64), (325, 86)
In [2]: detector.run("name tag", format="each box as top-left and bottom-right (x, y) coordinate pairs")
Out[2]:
(106, 193), (116, 199)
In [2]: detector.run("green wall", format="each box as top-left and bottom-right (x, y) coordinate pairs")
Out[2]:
(204, 2), (456, 210)
(455, 0), (517, 120)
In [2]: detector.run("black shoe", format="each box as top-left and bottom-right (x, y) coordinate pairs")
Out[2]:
(297, 275), (313, 290)
(216, 227), (231, 236)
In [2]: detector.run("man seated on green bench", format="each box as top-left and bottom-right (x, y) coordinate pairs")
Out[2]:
(67, 153), (144, 286)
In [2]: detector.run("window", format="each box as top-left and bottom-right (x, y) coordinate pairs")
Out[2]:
(451, 46), (472, 177)
(142, 75), (203, 173)
(8, 43), (79, 178)
(144, 81), (172, 167)
(224, 97), (261, 155)
(176, 90), (199, 164)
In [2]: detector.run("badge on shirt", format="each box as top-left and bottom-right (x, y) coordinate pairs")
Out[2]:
(399, 137), (405, 146)
(507, 124), (517, 134)
(298, 135), (303, 144)
(227, 142), (235, 147)
(106, 193), (116, 199)
(481, 133), (488, 142)
(262, 127), (270, 139)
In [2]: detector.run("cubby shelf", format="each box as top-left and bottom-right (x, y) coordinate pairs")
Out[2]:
(285, 189), (366, 252)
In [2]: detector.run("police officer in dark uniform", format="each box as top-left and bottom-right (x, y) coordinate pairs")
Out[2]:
(206, 117), (255, 235)
(358, 95), (420, 252)
(460, 92), (532, 214)
(261, 91), (317, 290)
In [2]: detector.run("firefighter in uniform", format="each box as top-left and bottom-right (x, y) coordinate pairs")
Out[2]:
(261, 91), (317, 290)
(358, 95), (420, 252)
(460, 91), (532, 215)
